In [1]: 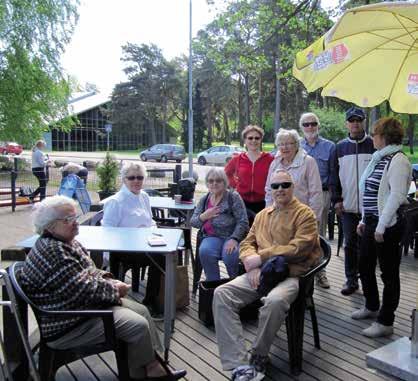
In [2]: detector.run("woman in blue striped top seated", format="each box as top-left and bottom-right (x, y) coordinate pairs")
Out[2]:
(354, 117), (411, 338)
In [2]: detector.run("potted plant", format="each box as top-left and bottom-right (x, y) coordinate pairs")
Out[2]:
(96, 152), (119, 200)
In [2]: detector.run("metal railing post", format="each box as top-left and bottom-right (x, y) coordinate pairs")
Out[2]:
(11, 158), (18, 212)
(174, 164), (182, 183)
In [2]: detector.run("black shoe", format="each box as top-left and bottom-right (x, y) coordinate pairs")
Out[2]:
(141, 370), (187, 380)
(149, 307), (164, 322)
(341, 284), (359, 296)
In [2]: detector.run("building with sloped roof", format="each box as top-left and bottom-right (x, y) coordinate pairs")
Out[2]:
(50, 91), (111, 151)
(48, 91), (177, 151)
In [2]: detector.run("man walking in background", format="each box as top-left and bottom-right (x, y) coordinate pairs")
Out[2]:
(330, 107), (375, 296)
(301, 112), (335, 289)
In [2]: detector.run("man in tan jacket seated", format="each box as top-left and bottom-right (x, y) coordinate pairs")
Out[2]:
(213, 169), (320, 381)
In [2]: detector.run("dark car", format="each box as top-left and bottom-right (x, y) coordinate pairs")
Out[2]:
(0, 142), (23, 155)
(139, 144), (185, 163)
(412, 163), (418, 181)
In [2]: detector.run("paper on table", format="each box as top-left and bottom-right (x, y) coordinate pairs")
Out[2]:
(147, 235), (167, 246)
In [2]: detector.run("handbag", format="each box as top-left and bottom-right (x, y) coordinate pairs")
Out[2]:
(157, 265), (190, 310)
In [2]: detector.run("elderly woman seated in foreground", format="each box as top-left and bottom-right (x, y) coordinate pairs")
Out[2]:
(18, 196), (186, 381)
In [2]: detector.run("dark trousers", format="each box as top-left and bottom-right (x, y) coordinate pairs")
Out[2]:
(31, 167), (47, 200)
(110, 252), (164, 311)
(359, 216), (403, 326)
(342, 212), (362, 287)
(244, 200), (265, 227)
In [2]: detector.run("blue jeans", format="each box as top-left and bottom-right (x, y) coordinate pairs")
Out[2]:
(199, 236), (240, 281)
(342, 212), (361, 287)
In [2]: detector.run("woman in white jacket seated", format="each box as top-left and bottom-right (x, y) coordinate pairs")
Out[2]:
(354, 117), (411, 338)
(102, 162), (163, 318)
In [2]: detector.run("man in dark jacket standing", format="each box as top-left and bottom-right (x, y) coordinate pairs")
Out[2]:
(330, 106), (375, 295)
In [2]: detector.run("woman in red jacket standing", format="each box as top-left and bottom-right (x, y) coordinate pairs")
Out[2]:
(225, 125), (273, 221)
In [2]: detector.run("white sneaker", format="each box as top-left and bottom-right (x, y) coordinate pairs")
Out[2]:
(362, 322), (393, 338)
(231, 365), (265, 381)
(351, 307), (378, 320)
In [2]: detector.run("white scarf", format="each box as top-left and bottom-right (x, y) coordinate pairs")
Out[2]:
(359, 144), (402, 193)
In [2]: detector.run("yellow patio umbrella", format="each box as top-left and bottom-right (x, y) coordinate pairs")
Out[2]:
(293, 1), (418, 114)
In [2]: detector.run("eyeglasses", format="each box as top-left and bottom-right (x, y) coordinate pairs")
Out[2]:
(56, 214), (81, 224)
(246, 136), (261, 141)
(302, 122), (318, 128)
(271, 182), (292, 190)
(207, 178), (223, 184)
(348, 117), (363, 123)
(279, 142), (296, 148)
(126, 175), (144, 181)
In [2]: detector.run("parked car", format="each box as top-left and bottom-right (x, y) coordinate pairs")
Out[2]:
(197, 145), (245, 166)
(139, 144), (185, 163)
(412, 163), (418, 181)
(0, 142), (23, 155)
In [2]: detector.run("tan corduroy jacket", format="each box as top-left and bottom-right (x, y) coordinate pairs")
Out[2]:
(239, 197), (320, 276)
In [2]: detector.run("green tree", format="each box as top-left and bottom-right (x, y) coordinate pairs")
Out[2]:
(0, 0), (79, 144)
(112, 43), (183, 146)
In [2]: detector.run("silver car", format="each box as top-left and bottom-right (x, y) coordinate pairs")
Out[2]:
(140, 144), (185, 163)
(197, 145), (245, 166)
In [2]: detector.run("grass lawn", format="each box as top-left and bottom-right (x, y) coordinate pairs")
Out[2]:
(57, 142), (418, 163)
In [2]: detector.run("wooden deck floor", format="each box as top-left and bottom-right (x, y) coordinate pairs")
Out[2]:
(48, 235), (418, 381)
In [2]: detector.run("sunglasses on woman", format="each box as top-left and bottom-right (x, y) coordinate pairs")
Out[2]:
(246, 136), (261, 141)
(126, 175), (144, 181)
(207, 178), (223, 184)
(271, 182), (292, 190)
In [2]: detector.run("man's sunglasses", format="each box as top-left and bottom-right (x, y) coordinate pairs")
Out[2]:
(126, 175), (144, 181)
(302, 122), (318, 128)
(271, 182), (292, 190)
(348, 117), (363, 123)
(247, 136), (261, 141)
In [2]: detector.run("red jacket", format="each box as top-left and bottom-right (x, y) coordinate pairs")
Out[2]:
(225, 152), (274, 203)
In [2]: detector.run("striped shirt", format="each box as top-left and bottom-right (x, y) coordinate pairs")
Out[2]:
(363, 154), (395, 217)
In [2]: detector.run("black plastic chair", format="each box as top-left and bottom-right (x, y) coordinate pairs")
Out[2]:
(285, 236), (331, 375)
(9, 262), (130, 381)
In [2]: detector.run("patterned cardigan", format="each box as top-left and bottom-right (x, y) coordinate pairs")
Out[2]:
(190, 190), (249, 242)
(19, 233), (120, 341)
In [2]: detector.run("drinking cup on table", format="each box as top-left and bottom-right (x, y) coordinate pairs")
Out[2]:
(174, 194), (182, 203)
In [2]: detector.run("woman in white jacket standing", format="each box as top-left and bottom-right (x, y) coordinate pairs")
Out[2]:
(265, 129), (323, 218)
(353, 117), (411, 338)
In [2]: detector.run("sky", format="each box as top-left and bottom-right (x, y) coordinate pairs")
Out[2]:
(61, 0), (338, 95)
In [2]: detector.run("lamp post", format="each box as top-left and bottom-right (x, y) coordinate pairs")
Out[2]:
(105, 123), (112, 151)
(188, 0), (193, 176)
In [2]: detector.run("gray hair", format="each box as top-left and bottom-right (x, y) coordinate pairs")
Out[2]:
(205, 167), (229, 187)
(274, 129), (301, 150)
(32, 195), (77, 234)
(120, 162), (147, 180)
(273, 169), (294, 182)
(299, 112), (320, 129)
(62, 162), (84, 174)
(32, 140), (46, 151)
